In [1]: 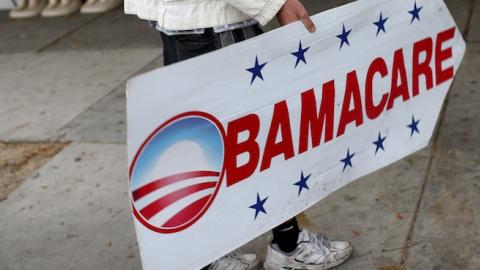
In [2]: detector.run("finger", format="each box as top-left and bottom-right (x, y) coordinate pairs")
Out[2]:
(299, 14), (316, 33)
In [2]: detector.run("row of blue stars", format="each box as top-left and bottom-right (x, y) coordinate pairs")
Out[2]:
(249, 115), (421, 219)
(247, 1), (424, 85)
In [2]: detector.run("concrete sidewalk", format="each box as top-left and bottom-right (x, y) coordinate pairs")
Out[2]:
(0, 0), (479, 269)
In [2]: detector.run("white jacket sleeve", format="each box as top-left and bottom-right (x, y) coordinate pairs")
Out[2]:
(223, 0), (287, 26)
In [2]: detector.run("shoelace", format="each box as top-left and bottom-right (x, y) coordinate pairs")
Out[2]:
(307, 232), (331, 255)
(316, 235), (332, 250)
(209, 253), (248, 270)
(299, 233), (332, 264)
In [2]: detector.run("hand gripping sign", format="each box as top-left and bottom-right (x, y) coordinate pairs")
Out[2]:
(126, 0), (465, 268)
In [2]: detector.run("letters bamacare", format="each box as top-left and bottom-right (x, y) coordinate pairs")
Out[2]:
(225, 27), (455, 187)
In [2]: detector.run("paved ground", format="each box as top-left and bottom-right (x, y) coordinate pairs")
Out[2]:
(0, 1), (478, 269)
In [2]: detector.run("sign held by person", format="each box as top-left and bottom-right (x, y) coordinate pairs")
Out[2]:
(126, 0), (465, 269)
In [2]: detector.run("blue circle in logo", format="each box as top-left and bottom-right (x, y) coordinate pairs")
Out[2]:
(130, 113), (226, 233)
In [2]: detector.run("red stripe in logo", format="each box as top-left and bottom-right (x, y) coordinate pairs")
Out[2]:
(132, 171), (220, 201)
(140, 181), (217, 220)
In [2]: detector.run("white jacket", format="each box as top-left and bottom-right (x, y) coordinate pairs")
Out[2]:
(124, 0), (286, 31)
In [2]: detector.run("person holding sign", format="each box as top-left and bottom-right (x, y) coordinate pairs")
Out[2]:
(125, 0), (353, 269)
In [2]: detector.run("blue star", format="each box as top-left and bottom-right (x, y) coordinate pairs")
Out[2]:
(407, 116), (421, 136)
(291, 41), (310, 68)
(341, 149), (355, 172)
(373, 132), (387, 154)
(246, 56), (267, 85)
(409, 2), (423, 24)
(374, 12), (388, 36)
(294, 171), (311, 196)
(337, 24), (352, 50)
(249, 193), (268, 220)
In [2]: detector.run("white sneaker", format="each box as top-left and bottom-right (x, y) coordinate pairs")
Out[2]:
(264, 229), (353, 270)
(207, 252), (259, 270)
(41, 0), (81, 17)
(80, 0), (122, 14)
(9, 0), (46, 19)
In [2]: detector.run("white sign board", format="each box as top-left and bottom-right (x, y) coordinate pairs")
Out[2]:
(126, 0), (465, 269)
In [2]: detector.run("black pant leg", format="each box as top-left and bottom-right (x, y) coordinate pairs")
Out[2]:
(160, 24), (264, 66)
(160, 30), (218, 66)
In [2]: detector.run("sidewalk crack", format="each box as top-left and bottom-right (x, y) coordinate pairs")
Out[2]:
(36, 14), (101, 53)
(399, 2), (476, 264)
(398, 80), (457, 268)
